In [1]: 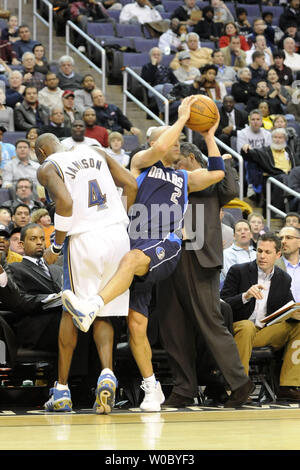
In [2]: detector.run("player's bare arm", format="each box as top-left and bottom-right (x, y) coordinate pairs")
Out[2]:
(130, 95), (199, 176)
(187, 114), (225, 193)
(92, 147), (138, 211)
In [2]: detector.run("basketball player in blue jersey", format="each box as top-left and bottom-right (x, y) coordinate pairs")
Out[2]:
(62, 95), (227, 412)
(35, 133), (138, 414)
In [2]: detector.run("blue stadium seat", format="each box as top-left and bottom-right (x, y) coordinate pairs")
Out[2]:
(87, 22), (115, 37)
(3, 132), (26, 145)
(123, 52), (149, 69)
(238, 4), (261, 17)
(116, 23), (143, 38)
(163, 1), (180, 13)
(123, 135), (139, 151)
(0, 188), (11, 205)
(108, 10), (121, 22)
(133, 38), (158, 53)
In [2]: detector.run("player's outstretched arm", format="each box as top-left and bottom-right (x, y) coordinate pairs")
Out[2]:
(130, 96), (199, 173)
(187, 114), (225, 193)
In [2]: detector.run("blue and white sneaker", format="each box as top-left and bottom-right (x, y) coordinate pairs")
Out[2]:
(62, 290), (100, 333)
(44, 382), (72, 412)
(93, 370), (118, 414)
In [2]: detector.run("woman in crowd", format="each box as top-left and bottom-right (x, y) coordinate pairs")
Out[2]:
(33, 43), (50, 75)
(219, 21), (250, 51)
(0, 88), (14, 131)
(231, 67), (255, 104)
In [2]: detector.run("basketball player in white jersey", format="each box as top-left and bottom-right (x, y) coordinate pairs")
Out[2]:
(35, 133), (138, 414)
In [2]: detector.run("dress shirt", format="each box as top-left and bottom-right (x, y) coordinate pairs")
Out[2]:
(23, 255), (51, 277)
(246, 267), (274, 328)
(283, 256), (300, 302)
(2, 158), (39, 188)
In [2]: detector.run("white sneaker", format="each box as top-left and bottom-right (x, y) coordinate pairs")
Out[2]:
(62, 290), (100, 333)
(140, 380), (165, 412)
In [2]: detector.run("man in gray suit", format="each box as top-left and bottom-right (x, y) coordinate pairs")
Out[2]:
(157, 143), (254, 408)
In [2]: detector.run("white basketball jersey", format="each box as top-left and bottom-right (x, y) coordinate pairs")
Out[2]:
(45, 145), (129, 235)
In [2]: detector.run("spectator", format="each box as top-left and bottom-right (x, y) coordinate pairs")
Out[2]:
(286, 88), (300, 122)
(62, 89), (82, 128)
(0, 125), (15, 170)
(9, 226), (24, 256)
(262, 11), (284, 45)
(170, 32), (212, 71)
(287, 164), (300, 212)
(33, 43), (50, 75)
(220, 35), (247, 71)
(173, 50), (201, 84)
(193, 5), (222, 42)
(267, 68), (291, 108)
(216, 94), (248, 146)
(271, 51), (294, 87)
(57, 55), (83, 91)
(258, 101), (274, 130)
(158, 18), (186, 54)
(11, 203), (31, 228)
(212, 49), (236, 87)
(237, 108), (272, 154)
(2, 177), (44, 213)
(283, 37), (300, 76)
(279, 0), (300, 32)
(235, 7), (252, 39)
(0, 206), (12, 227)
(248, 17), (275, 51)
(14, 85), (50, 131)
(277, 21), (300, 53)
(220, 219), (256, 285)
(231, 67), (255, 104)
(273, 114), (300, 160)
(31, 208), (54, 248)
(38, 72), (64, 110)
(283, 212), (300, 228)
(221, 232), (300, 403)
(62, 119), (103, 150)
(211, 0), (234, 25)
(0, 224), (23, 263)
(1, 15), (20, 43)
(0, 88), (14, 131)
(247, 51), (268, 86)
(41, 106), (72, 139)
(74, 74), (96, 113)
(219, 21), (250, 51)
(119, 0), (162, 24)
(83, 108), (109, 147)
(170, 0), (201, 26)
(21, 51), (46, 91)
(277, 226), (300, 302)
(105, 131), (130, 167)
(141, 47), (178, 113)
(12, 24), (39, 60)
(2, 139), (40, 190)
(91, 88), (141, 137)
(26, 127), (40, 162)
(0, 38), (19, 66)
(196, 64), (227, 103)
(245, 80), (283, 114)
(246, 35), (273, 68)
(5, 70), (25, 108)
(248, 212), (267, 249)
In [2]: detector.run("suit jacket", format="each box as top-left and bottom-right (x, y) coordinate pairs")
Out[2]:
(186, 159), (239, 269)
(220, 260), (294, 322)
(216, 106), (248, 137)
(221, 46), (246, 69)
(14, 100), (50, 131)
(9, 258), (63, 349)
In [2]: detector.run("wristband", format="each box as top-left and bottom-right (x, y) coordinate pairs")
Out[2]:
(54, 213), (73, 232)
(50, 243), (63, 255)
(207, 156), (225, 172)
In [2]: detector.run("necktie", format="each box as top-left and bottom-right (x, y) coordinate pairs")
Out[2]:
(37, 258), (51, 278)
(228, 112), (234, 127)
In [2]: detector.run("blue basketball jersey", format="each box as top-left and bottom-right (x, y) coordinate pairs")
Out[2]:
(128, 161), (188, 245)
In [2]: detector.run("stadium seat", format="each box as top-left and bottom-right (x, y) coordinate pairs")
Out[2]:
(133, 38), (158, 53)
(87, 22), (115, 37)
(238, 4), (261, 17)
(116, 23), (143, 38)
(123, 135), (139, 151)
(163, 1), (180, 13)
(3, 131), (26, 145)
(0, 188), (11, 205)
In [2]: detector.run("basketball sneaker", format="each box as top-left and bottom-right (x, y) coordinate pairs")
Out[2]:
(140, 380), (165, 412)
(93, 369), (118, 414)
(44, 382), (72, 412)
(62, 290), (101, 332)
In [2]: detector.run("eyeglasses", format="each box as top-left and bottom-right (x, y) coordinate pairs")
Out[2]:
(279, 235), (300, 240)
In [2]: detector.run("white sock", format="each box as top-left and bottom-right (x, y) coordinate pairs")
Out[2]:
(56, 383), (69, 390)
(143, 374), (156, 385)
(92, 295), (104, 308)
(101, 368), (114, 376)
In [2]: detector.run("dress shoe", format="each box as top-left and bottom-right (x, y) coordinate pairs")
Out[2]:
(277, 387), (300, 402)
(162, 391), (194, 408)
(223, 379), (255, 408)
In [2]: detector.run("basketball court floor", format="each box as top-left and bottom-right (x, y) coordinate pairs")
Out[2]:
(1, 403), (300, 451)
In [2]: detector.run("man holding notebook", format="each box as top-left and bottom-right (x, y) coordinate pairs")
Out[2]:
(221, 232), (300, 402)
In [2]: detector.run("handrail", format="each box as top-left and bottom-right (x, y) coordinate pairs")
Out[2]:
(32, 0), (53, 62)
(122, 67), (169, 126)
(215, 137), (244, 200)
(266, 177), (300, 228)
(65, 21), (106, 95)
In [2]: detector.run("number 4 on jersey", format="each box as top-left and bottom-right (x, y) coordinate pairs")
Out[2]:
(88, 179), (107, 209)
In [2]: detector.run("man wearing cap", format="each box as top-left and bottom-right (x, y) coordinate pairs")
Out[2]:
(0, 224), (22, 263)
(0, 125), (16, 170)
(62, 90), (82, 128)
(173, 50), (201, 83)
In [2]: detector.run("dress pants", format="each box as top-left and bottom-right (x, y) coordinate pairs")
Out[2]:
(157, 249), (248, 398)
(233, 319), (300, 385)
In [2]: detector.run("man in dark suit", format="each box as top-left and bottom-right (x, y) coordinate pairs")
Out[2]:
(221, 232), (300, 402)
(8, 223), (63, 351)
(157, 143), (254, 408)
(216, 95), (248, 146)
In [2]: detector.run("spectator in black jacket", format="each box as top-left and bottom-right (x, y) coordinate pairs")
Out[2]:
(271, 50), (294, 87)
(231, 67), (255, 104)
(91, 88), (141, 137)
(14, 86), (50, 131)
(216, 94), (248, 146)
(171, 0), (201, 26)
(279, 0), (300, 32)
(193, 5), (222, 42)
(245, 79), (284, 115)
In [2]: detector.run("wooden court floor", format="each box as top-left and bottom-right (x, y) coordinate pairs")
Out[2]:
(1, 405), (300, 451)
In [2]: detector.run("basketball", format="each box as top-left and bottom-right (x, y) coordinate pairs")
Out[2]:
(186, 95), (219, 133)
